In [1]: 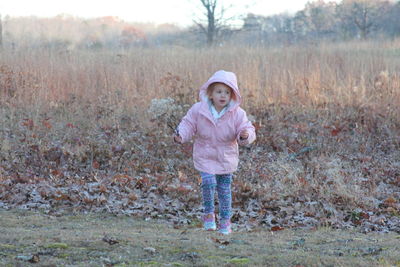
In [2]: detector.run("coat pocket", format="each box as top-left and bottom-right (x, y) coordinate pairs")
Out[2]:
(222, 145), (239, 170)
(194, 143), (218, 163)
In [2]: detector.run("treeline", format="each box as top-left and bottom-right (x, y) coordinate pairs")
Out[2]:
(0, 15), (180, 49)
(239, 0), (400, 45)
(0, 0), (399, 49)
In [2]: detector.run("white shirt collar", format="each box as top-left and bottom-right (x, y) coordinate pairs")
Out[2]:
(208, 99), (230, 120)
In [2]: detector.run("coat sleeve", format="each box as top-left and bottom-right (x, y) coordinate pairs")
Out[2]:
(177, 104), (198, 143)
(235, 108), (256, 146)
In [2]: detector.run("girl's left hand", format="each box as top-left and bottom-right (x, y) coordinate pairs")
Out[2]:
(239, 130), (249, 140)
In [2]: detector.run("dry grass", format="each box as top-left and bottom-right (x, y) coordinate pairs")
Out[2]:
(1, 41), (399, 113)
(0, 41), (399, 232)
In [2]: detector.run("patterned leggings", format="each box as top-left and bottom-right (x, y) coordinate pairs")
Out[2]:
(200, 172), (232, 220)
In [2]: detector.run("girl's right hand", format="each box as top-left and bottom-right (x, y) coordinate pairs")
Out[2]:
(174, 135), (182, 144)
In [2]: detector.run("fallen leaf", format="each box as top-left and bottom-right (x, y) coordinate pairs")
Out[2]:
(211, 237), (230, 245)
(29, 254), (40, 263)
(92, 160), (100, 169)
(102, 235), (119, 245)
(271, 226), (285, 231)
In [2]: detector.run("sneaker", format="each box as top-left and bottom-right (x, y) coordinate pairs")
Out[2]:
(218, 220), (232, 235)
(202, 213), (216, 231)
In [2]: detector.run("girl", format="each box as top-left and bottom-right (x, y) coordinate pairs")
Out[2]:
(174, 70), (256, 235)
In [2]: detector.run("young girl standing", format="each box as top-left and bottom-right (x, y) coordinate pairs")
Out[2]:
(174, 70), (256, 235)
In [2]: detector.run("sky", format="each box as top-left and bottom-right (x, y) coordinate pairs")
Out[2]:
(0, 0), (323, 26)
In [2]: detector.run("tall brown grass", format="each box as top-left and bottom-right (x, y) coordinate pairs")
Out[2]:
(1, 41), (399, 116)
(0, 41), (399, 227)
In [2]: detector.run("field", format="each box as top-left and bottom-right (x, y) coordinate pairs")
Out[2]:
(0, 41), (399, 257)
(1, 209), (399, 266)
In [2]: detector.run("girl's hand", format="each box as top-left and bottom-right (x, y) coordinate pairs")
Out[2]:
(174, 135), (182, 144)
(239, 130), (249, 140)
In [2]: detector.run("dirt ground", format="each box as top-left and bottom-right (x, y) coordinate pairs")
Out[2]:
(0, 209), (399, 267)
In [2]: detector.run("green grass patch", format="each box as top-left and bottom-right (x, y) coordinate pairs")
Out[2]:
(0, 244), (16, 249)
(226, 257), (251, 265)
(44, 243), (69, 249)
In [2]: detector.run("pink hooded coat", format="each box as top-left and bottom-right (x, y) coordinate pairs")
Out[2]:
(177, 70), (256, 174)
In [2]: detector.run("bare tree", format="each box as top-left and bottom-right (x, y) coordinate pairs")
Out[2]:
(194, 0), (233, 46)
(352, 1), (374, 39)
(338, 0), (385, 39)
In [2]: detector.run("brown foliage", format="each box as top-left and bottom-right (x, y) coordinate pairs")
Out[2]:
(0, 44), (399, 233)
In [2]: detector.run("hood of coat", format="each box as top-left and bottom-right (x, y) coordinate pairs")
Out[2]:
(199, 70), (241, 111)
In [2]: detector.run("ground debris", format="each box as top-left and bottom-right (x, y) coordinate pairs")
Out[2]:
(0, 104), (399, 234)
(15, 254), (40, 263)
(144, 247), (157, 254)
(179, 251), (199, 262)
(102, 235), (119, 245)
(360, 247), (383, 256)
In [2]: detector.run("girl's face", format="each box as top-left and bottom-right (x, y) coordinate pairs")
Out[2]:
(209, 83), (233, 112)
